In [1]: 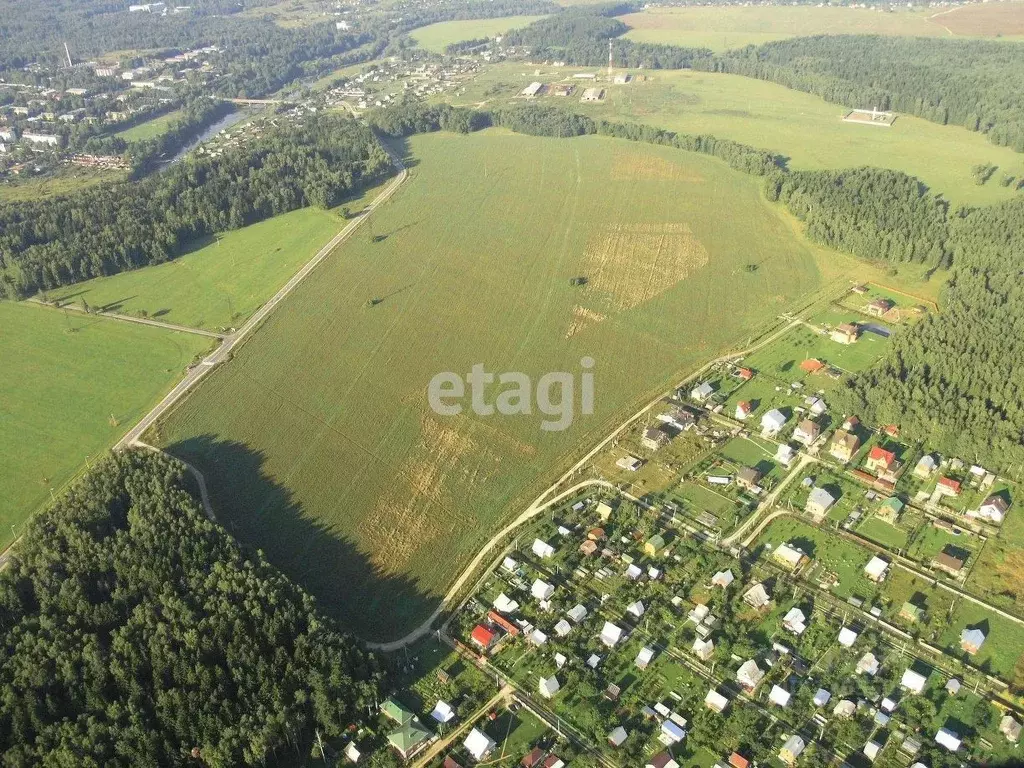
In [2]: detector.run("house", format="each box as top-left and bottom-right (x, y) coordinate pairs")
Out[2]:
(830, 429), (861, 463)
(600, 621), (623, 647)
(878, 496), (904, 522)
(863, 739), (883, 762)
(464, 728), (496, 761)
(553, 619), (572, 637)
(692, 638), (715, 661)
(470, 625), (497, 650)
(647, 752), (680, 768)
(691, 382), (714, 402)
(660, 719), (686, 744)
(643, 426), (671, 451)
(736, 659), (764, 690)
(805, 487), (836, 519)
(528, 629), (548, 646)
(531, 579), (554, 601)
(736, 467), (762, 492)
(645, 534), (666, 556)
(793, 419), (821, 446)
(900, 668), (927, 694)
(531, 539), (555, 559)
(636, 646), (655, 669)
(946, 679), (961, 696)
(736, 366), (754, 381)
(705, 688), (729, 713)
(900, 602), (925, 623)
(833, 699), (856, 718)
(782, 607), (807, 635)
(596, 501), (614, 521)
(712, 569), (735, 588)
(936, 476), (961, 497)
(493, 593), (519, 613)
(769, 685), (791, 707)
(607, 726), (628, 747)
(867, 298), (894, 316)
(521, 748), (545, 768)
(857, 652), (880, 676)
(776, 443), (796, 467)
(387, 718), (432, 760)
(728, 752), (750, 768)
(960, 627), (986, 655)
(935, 727), (961, 752)
(974, 494), (1009, 523)
(626, 564), (643, 580)
(587, 527), (606, 541)
(579, 539), (598, 556)
(487, 611), (520, 637)
(773, 543), (807, 570)
(430, 700), (456, 724)
(567, 604), (588, 623)
(864, 556), (890, 582)
(932, 545), (966, 576)
(627, 600), (646, 619)
(914, 454), (938, 478)
(813, 688), (831, 707)
(1000, 715), (1022, 743)
(806, 396), (827, 416)
(838, 627), (858, 647)
(735, 401), (753, 420)
(743, 582), (771, 609)
(779, 735), (805, 765)
(831, 323), (859, 344)
(344, 742), (362, 763)
(800, 358), (825, 374)
(539, 676), (560, 699)
(761, 409), (787, 435)
(866, 446), (897, 475)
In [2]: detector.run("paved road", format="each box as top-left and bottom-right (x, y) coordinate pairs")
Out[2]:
(115, 148), (409, 451)
(26, 298), (225, 339)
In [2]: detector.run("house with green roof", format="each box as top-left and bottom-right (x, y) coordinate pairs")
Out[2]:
(381, 698), (414, 725)
(644, 533), (666, 557)
(387, 718), (432, 759)
(878, 496), (905, 522)
(899, 601), (924, 623)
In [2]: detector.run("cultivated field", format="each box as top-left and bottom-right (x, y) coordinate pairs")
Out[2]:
(114, 109), (184, 141)
(48, 205), (355, 331)
(931, 0), (1024, 38)
(0, 301), (210, 548)
(452, 63), (1024, 206)
(409, 15), (547, 53)
(619, 6), (948, 51)
(154, 130), (828, 640)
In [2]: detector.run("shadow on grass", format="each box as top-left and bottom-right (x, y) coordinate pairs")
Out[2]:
(164, 434), (437, 643)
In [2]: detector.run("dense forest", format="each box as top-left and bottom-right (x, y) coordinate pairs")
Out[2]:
(706, 36), (1024, 152)
(0, 449), (385, 767)
(838, 200), (1024, 476)
(0, 113), (393, 297)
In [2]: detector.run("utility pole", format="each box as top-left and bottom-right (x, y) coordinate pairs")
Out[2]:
(63, 42), (73, 68)
(607, 39), (613, 80)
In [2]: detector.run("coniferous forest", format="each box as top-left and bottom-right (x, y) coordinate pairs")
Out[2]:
(0, 450), (385, 767)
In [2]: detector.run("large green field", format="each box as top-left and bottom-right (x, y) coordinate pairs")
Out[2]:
(409, 15), (547, 53)
(154, 129), (830, 640)
(451, 64), (1024, 206)
(0, 302), (210, 547)
(48, 206), (349, 331)
(114, 109), (184, 141)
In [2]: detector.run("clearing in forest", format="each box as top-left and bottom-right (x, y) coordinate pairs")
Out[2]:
(154, 129), (826, 640)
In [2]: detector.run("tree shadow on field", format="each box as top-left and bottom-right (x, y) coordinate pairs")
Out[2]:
(163, 434), (437, 644)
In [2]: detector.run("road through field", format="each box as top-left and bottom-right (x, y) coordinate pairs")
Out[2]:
(114, 148), (409, 450)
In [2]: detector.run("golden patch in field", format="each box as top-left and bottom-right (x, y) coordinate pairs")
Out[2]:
(580, 223), (710, 311)
(990, 549), (1024, 601)
(611, 150), (705, 183)
(358, 416), (475, 574)
(566, 304), (607, 338)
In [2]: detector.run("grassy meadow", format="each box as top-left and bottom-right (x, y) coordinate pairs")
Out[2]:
(0, 166), (125, 203)
(114, 109), (184, 141)
(409, 15), (547, 53)
(154, 129), (830, 640)
(48, 206), (352, 331)
(0, 301), (211, 548)
(451, 63), (1024, 206)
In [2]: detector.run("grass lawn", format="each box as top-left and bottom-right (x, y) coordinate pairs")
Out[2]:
(410, 15), (547, 53)
(856, 515), (909, 551)
(47, 205), (355, 331)
(907, 523), (977, 565)
(0, 301), (211, 547)
(114, 109), (184, 141)
(618, 6), (966, 51)
(938, 601), (1024, 680)
(0, 166), (124, 202)
(450, 63), (1024, 206)
(153, 129), (829, 641)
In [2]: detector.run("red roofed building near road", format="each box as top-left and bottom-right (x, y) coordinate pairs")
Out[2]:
(800, 358), (825, 374)
(487, 611), (520, 636)
(866, 446), (896, 475)
(937, 476), (962, 497)
(737, 367), (754, 381)
(471, 625), (497, 650)
(729, 753), (751, 768)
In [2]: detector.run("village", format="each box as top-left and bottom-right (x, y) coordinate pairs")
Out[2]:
(340, 283), (1022, 768)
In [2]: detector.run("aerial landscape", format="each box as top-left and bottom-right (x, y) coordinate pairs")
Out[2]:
(1, 0), (1024, 766)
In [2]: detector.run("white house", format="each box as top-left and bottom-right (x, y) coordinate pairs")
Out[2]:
(567, 604), (588, 623)
(691, 382), (714, 402)
(736, 659), (764, 690)
(607, 726), (628, 747)
(711, 569), (734, 588)
(743, 582), (771, 609)
(636, 646), (655, 669)
(838, 627), (858, 647)
(660, 719), (686, 744)
(532, 539), (555, 559)
(528, 629), (548, 646)
(776, 443), (796, 467)
(761, 409), (787, 435)
(627, 600), (646, 619)
(692, 638), (714, 661)
(539, 675), (561, 699)
(554, 619), (572, 637)
(600, 621), (623, 647)
(704, 688), (729, 713)
(975, 494), (1008, 523)
(813, 688), (831, 707)
(769, 685), (791, 707)
(430, 700), (455, 724)
(864, 556), (890, 582)
(780, 735), (805, 764)
(864, 739), (882, 762)
(935, 727), (961, 752)
(857, 652), (880, 676)
(464, 728), (496, 761)
(901, 668), (927, 694)
(782, 607), (807, 635)
(493, 593), (519, 613)
(531, 579), (554, 601)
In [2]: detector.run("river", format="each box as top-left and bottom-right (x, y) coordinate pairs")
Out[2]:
(166, 108), (252, 165)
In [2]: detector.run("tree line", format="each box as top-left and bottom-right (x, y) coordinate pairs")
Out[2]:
(0, 449), (386, 767)
(0, 113), (393, 298)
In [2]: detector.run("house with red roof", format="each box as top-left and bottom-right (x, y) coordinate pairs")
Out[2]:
(937, 476), (962, 497)
(471, 624), (497, 650)
(865, 446), (896, 475)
